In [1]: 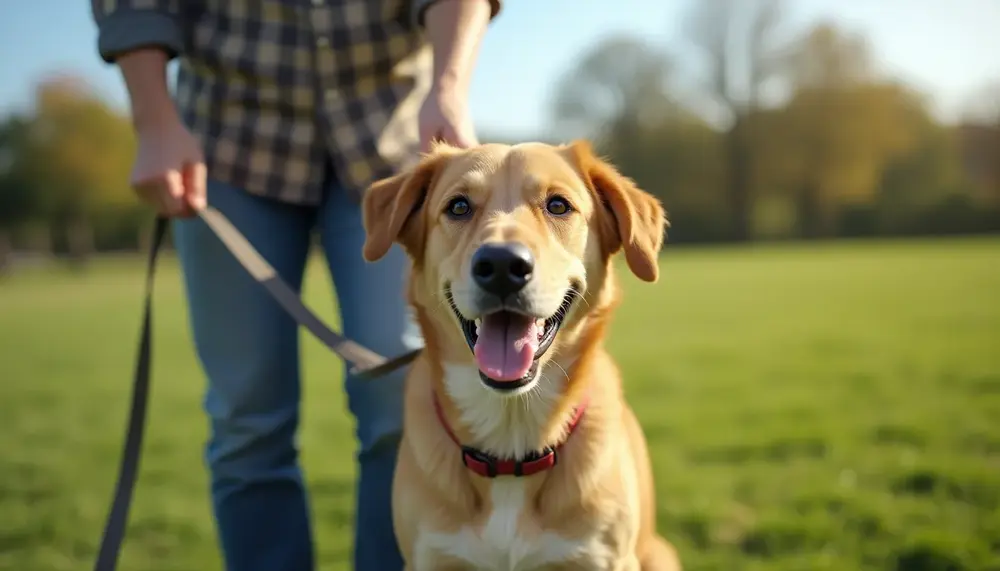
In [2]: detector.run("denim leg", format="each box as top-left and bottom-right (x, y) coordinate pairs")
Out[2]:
(318, 181), (423, 571)
(173, 179), (316, 571)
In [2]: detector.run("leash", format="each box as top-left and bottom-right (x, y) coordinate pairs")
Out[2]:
(91, 207), (422, 571)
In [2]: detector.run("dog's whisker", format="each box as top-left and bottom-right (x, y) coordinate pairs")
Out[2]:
(518, 389), (532, 411)
(548, 360), (570, 383)
(567, 287), (591, 310)
(433, 296), (454, 312)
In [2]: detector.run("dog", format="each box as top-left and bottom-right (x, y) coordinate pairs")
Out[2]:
(360, 140), (681, 571)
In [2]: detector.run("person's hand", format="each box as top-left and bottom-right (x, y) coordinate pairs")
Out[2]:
(131, 115), (207, 218)
(418, 83), (478, 152)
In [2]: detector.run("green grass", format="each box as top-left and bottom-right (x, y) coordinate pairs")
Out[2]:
(1, 237), (999, 571)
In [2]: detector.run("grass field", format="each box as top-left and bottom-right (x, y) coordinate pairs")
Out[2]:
(1, 237), (998, 571)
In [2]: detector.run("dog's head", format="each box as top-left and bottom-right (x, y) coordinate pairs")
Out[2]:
(362, 140), (666, 396)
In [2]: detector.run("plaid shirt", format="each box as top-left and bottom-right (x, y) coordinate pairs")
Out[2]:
(91, 0), (501, 205)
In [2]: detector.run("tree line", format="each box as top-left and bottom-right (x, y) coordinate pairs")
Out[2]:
(1, 0), (999, 272)
(0, 75), (143, 271)
(544, 0), (1000, 244)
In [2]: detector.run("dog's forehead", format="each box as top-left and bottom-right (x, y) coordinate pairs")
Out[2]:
(435, 144), (508, 186)
(436, 143), (582, 191)
(508, 144), (584, 188)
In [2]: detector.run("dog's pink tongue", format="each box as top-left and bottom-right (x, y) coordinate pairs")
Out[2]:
(474, 312), (539, 381)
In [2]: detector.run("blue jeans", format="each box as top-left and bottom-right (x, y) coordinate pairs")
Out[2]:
(172, 175), (420, 571)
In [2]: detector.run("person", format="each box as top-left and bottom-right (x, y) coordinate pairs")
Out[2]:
(89, 1), (501, 570)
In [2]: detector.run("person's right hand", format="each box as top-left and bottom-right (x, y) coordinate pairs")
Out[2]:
(131, 117), (207, 218)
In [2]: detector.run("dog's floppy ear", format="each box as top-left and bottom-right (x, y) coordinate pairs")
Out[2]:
(569, 140), (667, 282)
(361, 150), (451, 262)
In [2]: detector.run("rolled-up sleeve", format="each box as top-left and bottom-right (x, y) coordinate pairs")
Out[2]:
(412, 0), (502, 28)
(91, 0), (185, 63)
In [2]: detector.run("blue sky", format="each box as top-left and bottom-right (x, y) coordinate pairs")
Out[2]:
(1, 0), (997, 136)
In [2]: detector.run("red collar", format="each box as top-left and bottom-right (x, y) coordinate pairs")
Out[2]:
(432, 391), (588, 478)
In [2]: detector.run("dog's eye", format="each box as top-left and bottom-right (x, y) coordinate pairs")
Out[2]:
(445, 196), (472, 219)
(546, 196), (572, 216)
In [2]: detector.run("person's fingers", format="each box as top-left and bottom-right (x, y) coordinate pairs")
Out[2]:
(420, 125), (442, 153)
(451, 125), (478, 149)
(159, 169), (188, 217)
(437, 125), (459, 148)
(440, 123), (479, 150)
(133, 172), (173, 216)
(183, 161), (208, 215)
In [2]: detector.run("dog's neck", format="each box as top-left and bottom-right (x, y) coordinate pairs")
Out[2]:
(438, 358), (580, 460)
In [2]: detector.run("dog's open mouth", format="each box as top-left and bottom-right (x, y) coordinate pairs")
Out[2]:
(445, 287), (577, 390)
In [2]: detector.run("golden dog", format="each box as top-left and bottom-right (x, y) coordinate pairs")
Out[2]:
(361, 140), (680, 571)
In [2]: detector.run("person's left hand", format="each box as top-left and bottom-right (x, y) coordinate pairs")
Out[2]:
(418, 83), (478, 152)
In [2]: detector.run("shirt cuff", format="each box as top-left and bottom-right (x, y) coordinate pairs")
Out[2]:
(97, 9), (184, 64)
(412, 0), (502, 29)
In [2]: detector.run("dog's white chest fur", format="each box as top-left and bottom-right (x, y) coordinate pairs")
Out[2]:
(412, 363), (612, 570)
(416, 479), (608, 570)
(439, 363), (560, 459)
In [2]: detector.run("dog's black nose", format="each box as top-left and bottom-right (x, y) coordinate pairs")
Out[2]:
(471, 242), (535, 299)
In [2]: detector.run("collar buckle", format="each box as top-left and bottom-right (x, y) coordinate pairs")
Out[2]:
(461, 446), (499, 478)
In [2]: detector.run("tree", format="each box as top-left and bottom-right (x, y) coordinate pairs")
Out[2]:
(762, 23), (922, 237)
(550, 35), (731, 242)
(0, 115), (38, 273)
(551, 34), (678, 146)
(683, 0), (788, 241)
(20, 75), (136, 265)
(960, 81), (1000, 207)
(878, 112), (964, 234)
(783, 22), (874, 90)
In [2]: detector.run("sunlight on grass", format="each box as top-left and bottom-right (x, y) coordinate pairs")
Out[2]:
(1, 237), (998, 571)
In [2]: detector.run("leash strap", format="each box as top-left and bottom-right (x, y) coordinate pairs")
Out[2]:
(91, 216), (166, 571)
(92, 209), (421, 571)
(197, 207), (421, 377)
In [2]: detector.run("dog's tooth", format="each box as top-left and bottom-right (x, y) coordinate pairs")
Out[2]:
(475, 320), (481, 335)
